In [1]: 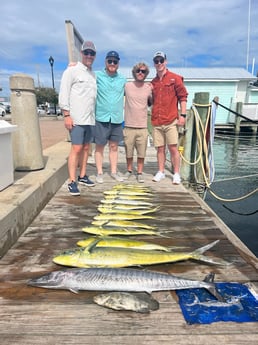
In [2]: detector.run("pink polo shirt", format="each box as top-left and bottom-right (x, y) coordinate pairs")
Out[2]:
(124, 81), (152, 128)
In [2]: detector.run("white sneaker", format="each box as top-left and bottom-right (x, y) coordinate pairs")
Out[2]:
(152, 171), (165, 182)
(111, 172), (124, 182)
(172, 173), (181, 185)
(137, 173), (144, 183)
(124, 171), (133, 179)
(96, 174), (104, 184)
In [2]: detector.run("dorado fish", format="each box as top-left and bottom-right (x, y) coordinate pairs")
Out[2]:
(27, 267), (223, 301)
(104, 194), (152, 200)
(91, 220), (157, 230)
(94, 213), (155, 221)
(104, 190), (153, 197)
(82, 226), (159, 236)
(99, 203), (155, 210)
(112, 184), (151, 191)
(77, 236), (170, 251)
(101, 198), (154, 206)
(93, 291), (159, 313)
(97, 206), (160, 215)
(52, 239), (229, 268)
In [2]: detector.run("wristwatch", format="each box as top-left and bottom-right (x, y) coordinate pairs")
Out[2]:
(180, 114), (186, 118)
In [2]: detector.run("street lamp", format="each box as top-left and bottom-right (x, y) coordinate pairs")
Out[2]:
(48, 55), (56, 114)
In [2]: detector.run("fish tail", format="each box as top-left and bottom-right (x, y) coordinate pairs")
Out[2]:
(193, 240), (220, 255)
(191, 240), (231, 266)
(206, 284), (225, 301)
(195, 255), (231, 266)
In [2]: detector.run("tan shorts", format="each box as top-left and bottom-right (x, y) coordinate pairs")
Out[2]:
(123, 127), (149, 158)
(152, 120), (178, 147)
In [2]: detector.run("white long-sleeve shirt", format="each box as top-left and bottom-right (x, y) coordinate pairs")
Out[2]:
(59, 62), (97, 125)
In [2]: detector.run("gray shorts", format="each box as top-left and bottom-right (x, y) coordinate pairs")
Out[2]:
(70, 125), (93, 145)
(93, 120), (123, 145)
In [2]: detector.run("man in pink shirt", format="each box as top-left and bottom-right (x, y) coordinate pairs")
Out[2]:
(123, 62), (152, 183)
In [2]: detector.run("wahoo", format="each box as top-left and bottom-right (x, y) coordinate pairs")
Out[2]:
(27, 267), (223, 301)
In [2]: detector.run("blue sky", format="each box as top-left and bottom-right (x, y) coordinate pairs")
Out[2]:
(0, 0), (257, 98)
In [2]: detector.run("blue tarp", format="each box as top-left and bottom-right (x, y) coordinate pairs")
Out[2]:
(176, 282), (258, 324)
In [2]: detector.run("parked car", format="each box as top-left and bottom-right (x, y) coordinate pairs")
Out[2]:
(37, 107), (46, 116)
(47, 106), (62, 115)
(0, 104), (6, 116)
(0, 102), (11, 114)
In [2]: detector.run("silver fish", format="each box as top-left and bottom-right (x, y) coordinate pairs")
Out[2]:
(93, 291), (159, 313)
(27, 267), (223, 300)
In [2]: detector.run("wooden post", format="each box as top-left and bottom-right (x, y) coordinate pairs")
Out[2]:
(235, 102), (242, 135)
(179, 111), (194, 184)
(191, 92), (210, 185)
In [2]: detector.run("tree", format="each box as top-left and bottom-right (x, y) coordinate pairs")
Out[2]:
(35, 87), (58, 106)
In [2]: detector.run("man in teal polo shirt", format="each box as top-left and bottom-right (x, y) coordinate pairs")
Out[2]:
(94, 51), (126, 183)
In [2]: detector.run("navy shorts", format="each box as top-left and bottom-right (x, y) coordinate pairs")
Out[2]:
(93, 120), (123, 145)
(70, 125), (93, 145)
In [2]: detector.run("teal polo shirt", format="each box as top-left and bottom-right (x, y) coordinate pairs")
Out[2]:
(95, 69), (126, 124)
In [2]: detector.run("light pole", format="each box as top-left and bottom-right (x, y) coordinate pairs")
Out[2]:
(48, 56), (56, 114)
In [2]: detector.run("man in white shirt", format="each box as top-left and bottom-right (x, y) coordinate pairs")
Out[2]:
(59, 41), (97, 195)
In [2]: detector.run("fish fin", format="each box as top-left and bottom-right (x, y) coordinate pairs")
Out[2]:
(83, 238), (102, 253)
(167, 246), (188, 251)
(203, 272), (215, 283)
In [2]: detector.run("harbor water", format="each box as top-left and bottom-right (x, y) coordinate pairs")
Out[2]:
(204, 133), (258, 257)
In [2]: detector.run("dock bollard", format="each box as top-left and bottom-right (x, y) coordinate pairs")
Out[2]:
(10, 73), (44, 171)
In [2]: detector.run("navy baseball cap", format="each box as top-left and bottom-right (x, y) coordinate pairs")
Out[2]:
(105, 51), (120, 60)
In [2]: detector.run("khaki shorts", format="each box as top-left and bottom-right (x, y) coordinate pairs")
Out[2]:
(152, 120), (178, 147)
(123, 127), (149, 158)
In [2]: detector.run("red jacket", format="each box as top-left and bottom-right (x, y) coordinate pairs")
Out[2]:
(151, 70), (188, 126)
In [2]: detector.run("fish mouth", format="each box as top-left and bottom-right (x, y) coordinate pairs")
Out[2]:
(27, 273), (60, 288)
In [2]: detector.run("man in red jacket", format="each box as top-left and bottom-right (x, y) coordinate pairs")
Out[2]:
(151, 51), (188, 184)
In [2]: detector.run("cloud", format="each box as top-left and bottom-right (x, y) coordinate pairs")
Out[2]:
(0, 0), (257, 97)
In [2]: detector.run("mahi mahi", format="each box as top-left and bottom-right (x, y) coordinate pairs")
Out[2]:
(104, 190), (153, 197)
(104, 194), (152, 200)
(94, 213), (155, 221)
(97, 206), (160, 215)
(77, 236), (171, 251)
(101, 198), (154, 206)
(91, 219), (156, 230)
(53, 239), (230, 268)
(99, 203), (156, 210)
(91, 220), (156, 230)
(27, 267), (223, 301)
(82, 226), (159, 236)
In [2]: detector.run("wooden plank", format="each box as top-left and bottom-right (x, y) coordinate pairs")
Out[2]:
(0, 178), (257, 344)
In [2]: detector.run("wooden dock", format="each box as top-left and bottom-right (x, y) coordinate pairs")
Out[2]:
(0, 145), (257, 344)
(0, 118), (257, 344)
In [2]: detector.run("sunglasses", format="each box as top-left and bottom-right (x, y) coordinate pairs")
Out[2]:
(107, 59), (118, 65)
(154, 57), (165, 64)
(83, 50), (96, 56)
(136, 69), (147, 74)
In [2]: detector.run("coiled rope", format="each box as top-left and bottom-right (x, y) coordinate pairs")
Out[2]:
(179, 102), (258, 203)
